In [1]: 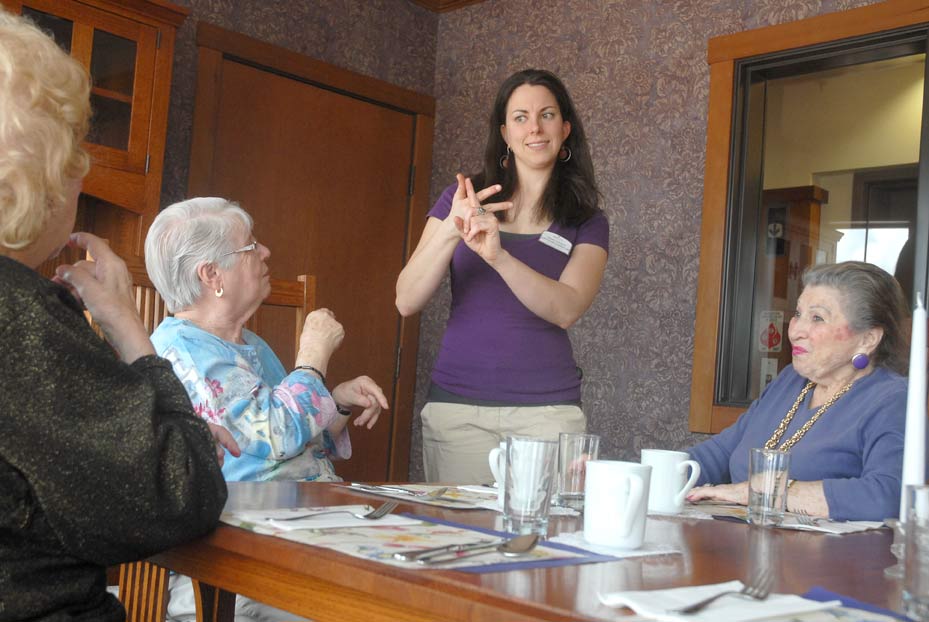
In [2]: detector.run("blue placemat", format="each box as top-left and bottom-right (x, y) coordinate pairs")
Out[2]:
(803, 587), (910, 621)
(405, 513), (619, 574)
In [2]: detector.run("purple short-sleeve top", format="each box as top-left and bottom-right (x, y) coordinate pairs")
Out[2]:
(426, 184), (609, 404)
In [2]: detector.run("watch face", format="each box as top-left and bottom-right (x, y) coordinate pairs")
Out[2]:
(768, 222), (784, 238)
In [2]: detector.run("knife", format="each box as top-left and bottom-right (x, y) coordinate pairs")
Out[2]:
(349, 482), (420, 496)
(392, 538), (497, 562)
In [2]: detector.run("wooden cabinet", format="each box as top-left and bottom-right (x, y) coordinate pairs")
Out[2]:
(3, 0), (187, 260)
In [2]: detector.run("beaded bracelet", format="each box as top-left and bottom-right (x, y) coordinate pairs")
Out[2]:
(295, 364), (326, 385)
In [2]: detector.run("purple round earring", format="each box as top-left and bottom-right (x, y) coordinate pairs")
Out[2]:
(852, 353), (870, 370)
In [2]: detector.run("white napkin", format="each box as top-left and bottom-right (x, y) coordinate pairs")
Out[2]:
(548, 531), (679, 558)
(450, 486), (580, 515)
(778, 517), (883, 535)
(229, 505), (422, 531)
(455, 485), (497, 496)
(598, 581), (840, 622)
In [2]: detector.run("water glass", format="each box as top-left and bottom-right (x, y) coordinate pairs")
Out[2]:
(556, 432), (600, 511)
(503, 436), (558, 537)
(488, 440), (507, 508)
(904, 485), (929, 621)
(747, 448), (790, 526)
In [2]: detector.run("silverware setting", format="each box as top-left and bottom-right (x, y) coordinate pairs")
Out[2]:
(272, 500), (399, 522)
(349, 483), (469, 503)
(794, 509), (825, 527)
(671, 568), (773, 614)
(393, 533), (540, 565)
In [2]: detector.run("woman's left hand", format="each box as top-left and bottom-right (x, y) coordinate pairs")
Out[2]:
(686, 482), (750, 506)
(206, 423), (241, 466)
(331, 376), (389, 429)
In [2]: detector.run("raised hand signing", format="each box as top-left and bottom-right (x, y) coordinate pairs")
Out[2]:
(451, 175), (512, 264)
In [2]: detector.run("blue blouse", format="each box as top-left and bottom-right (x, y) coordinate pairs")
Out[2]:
(151, 317), (350, 482)
(689, 365), (907, 521)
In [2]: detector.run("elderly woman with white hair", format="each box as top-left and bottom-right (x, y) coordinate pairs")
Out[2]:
(145, 197), (388, 483)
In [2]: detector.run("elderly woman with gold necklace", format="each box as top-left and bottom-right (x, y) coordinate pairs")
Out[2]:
(687, 261), (909, 521)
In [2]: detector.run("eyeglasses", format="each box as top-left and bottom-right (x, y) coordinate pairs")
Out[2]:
(221, 241), (258, 257)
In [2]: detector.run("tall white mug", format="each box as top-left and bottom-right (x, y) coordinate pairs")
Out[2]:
(584, 460), (651, 549)
(640, 449), (701, 514)
(488, 441), (507, 508)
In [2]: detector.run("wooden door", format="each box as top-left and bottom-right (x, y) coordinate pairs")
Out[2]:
(189, 24), (434, 481)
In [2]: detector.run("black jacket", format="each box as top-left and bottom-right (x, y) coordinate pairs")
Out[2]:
(0, 256), (227, 621)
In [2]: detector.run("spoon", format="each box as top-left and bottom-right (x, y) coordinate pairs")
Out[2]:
(415, 534), (540, 565)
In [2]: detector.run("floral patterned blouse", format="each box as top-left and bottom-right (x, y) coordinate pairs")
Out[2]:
(151, 317), (350, 482)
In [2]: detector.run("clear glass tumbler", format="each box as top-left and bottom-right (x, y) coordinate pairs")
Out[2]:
(747, 448), (790, 527)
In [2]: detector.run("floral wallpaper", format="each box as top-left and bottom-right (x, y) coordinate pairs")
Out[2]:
(157, 0), (882, 480)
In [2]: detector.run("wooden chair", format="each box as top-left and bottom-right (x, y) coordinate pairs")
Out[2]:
(87, 257), (315, 622)
(245, 274), (317, 367)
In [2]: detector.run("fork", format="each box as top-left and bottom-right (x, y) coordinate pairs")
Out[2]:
(273, 500), (399, 521)
(672, 569), (773, 614)
(795, 509), (822, 527)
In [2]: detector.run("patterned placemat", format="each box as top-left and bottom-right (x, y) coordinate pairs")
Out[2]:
(220, 510), (617, 573)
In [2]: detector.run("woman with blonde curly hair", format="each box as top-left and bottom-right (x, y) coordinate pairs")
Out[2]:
(0, 9), (230, 619)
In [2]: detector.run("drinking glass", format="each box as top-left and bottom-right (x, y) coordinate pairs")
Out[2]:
(556, 432), (600, 511)
(488, 440), (507, 508)
(503, 436), (558, 537)
(747, 448), (790, 527)
(885, 518), (905, 578)
(904, 485), (929, 621)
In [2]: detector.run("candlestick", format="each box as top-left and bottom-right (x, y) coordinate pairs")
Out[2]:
(901, 292), (928, 521)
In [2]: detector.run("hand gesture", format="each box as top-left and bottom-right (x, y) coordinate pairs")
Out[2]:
(53, 232), (154, 363)
(331, 375), (389, 429)
(445, 173), (511, 238)
(453, 176), (512, 264)
(296, 308), (345, 371)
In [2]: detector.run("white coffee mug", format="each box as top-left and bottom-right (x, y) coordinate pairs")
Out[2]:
(584, 460), (651, 549)
(488, 440), (507, 508)
(640, 449), (701, 514)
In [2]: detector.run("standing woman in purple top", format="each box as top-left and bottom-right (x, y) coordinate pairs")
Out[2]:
(396, 69), (609, 484)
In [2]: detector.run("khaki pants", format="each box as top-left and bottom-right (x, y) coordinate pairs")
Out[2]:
(421, 402), (586, 484)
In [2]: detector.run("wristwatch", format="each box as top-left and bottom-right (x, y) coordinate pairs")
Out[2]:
(336, 404), (352, 417)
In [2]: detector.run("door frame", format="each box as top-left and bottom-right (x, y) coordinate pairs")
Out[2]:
(188, 22), (435, 479)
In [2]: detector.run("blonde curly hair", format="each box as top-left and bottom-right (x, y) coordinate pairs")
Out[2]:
(0, 9), (90, 251)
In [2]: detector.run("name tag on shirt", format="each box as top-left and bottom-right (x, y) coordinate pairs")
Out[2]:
(539, 231), (572, 255)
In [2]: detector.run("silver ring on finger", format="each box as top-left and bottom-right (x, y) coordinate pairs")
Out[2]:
(476, 206), (486, 216)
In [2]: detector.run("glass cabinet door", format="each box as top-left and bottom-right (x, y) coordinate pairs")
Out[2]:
(14, 0), (157, 174)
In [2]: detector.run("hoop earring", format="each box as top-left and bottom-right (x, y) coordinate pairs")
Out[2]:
(558, 145), (572, 163)
(851, 352), (870, 370)
(499, 145), (511, 169)
(214, 287), (224, 298)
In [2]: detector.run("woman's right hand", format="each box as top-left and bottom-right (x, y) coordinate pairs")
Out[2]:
(54, 232), (155, 363)
(444, 173), (510, 237)
(295, 308), (345, 373)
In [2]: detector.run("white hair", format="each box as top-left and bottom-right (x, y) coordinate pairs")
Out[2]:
(144, 197), (253, 313)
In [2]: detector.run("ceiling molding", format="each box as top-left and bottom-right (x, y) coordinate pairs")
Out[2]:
(409, 0), (486, 13)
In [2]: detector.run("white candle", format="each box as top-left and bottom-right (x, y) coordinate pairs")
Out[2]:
(901, 292), (928, 521)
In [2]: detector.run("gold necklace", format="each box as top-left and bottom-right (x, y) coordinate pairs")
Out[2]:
(763, 380), (856, 451)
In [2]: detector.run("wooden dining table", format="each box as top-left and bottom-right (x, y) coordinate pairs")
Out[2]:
(147, 481), (902, 622)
